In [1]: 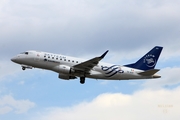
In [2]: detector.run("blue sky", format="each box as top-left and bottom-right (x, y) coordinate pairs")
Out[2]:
(0, 0), (180, 120)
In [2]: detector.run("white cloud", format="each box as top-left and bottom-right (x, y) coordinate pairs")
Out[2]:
(0, 0), (180, 57)
(35, 87), (180, 120)
(0, 106), (12, 114)
(0, 1), (180, 119)
(0, 95), (35, 114)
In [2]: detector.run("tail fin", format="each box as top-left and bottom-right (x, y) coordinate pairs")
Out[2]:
(124, 46), (163, 70)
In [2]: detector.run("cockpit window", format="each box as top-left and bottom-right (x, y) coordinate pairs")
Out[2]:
(20, 52), (29, 55)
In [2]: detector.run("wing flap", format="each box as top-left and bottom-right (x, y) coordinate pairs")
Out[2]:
(138, 69), (160, 76)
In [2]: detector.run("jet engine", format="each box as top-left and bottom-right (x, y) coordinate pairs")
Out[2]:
(58, 73), (76, 80)
(53, 65), (75, 74)
(59, 65), (73, 74)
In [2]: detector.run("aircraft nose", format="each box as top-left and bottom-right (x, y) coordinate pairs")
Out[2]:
(11, 57), (17, 62)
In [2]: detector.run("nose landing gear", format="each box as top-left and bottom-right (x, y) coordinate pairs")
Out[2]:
(80, 77), (85, 84)
(21, 65), (33, 71)
(22, 67), (26, 70)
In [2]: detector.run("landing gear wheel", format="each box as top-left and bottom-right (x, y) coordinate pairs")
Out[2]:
(22, 67), (26, 70)
(80, 77), (85, 84)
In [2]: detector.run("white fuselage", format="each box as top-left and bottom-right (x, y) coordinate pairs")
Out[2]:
(11, 50), (157, 81)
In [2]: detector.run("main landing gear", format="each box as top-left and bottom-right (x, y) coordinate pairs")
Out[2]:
(22, 67), (26, 70)
(80, 77), (85, 84)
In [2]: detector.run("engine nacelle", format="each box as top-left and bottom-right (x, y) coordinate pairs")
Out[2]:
(59, 65), (71, 74)
(53, 65), (74, 74)
(58, 73), (76, 80)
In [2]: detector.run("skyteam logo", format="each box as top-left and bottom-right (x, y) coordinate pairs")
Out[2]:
(101, 65), (124, 77)
(144, 54), (156, 67)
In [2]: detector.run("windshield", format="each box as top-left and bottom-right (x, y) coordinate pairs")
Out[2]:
(20, 52), (29, 55)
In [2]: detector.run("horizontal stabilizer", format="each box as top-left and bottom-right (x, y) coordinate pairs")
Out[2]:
(138, 69), (160, 76)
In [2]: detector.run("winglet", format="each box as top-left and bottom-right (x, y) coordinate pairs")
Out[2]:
(100, 50), (109, 59)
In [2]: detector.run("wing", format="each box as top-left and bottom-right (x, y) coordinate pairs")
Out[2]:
(73, 50), (109, 73)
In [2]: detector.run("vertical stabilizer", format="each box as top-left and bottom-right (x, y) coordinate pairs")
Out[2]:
(124, 46), (163, 70)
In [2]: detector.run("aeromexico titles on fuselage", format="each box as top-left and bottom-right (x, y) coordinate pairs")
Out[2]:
(43, 53), (124, 78)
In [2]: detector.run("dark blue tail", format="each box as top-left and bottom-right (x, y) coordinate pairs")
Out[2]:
(124, 46), (163, 70)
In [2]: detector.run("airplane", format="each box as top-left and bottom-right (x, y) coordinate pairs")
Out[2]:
(11, 46), (163, 84)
